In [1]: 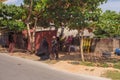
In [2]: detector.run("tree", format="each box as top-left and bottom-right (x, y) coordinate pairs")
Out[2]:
(94, 10), (120, 38)
(0, 3), (25, 32)
(60, 0), (107, 61)
(22, 0), (107, 60)
(36, 0), (107, 61)
(23, 0), (49, 53)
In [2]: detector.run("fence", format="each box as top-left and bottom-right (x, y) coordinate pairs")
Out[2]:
(0, 34), (8, 48)
(0, 30), (57, 51)
(82, 38), (120, 53)
(0, 33), (120, 53)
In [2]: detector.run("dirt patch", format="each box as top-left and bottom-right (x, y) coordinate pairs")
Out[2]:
(52, 61), (120, 77)
(13, 52), (40, 61)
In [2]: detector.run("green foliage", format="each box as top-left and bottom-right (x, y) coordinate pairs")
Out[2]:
(0, 3), (26, 32)
(1, 0), (108, 32)
(94, 10), (120, 38)
(43, 0), (107, 29)
(23, 0), (107, 29)
(66, 0), (107, 30)
(23, 0), (50, 27)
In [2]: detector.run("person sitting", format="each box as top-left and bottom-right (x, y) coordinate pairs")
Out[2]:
(8, 32), (16, 55)
(36, 37), (50, 60)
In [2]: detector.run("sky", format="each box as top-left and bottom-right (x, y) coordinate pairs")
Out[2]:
(4, 0), (120, 13)
(4, 0), (23, 6)
(100, 0), (120, 12)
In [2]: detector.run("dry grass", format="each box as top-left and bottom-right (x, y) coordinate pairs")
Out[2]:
(102, 70), (120, 80)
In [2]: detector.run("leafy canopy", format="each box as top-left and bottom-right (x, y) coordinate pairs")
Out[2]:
(0, 3), (26, 31)
(42, 0), (107, 29)
(94, 10), (120, 38)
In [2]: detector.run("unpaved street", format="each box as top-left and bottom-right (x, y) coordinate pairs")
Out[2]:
(0, 53), (110, 80)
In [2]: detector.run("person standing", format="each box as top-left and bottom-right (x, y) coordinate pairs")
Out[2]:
(51, 36), (59, 60)
(8, 32), (15, 55)
(23, 34), (28, 51)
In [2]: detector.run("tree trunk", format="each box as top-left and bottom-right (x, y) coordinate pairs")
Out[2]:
(78, 30), (85, 62)
(80, 35), (85, 62)
(26, 0), (33, 22)
(26, 23), (32, 51)
(25, 0), (33, 53)
(32, 18), (38, 53)
(60, 26), (64, 37)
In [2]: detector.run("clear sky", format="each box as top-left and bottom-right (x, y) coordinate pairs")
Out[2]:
(4, 0), (23, 6)
(4, 0), (120, 13)
(100, 0), (120, 12)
